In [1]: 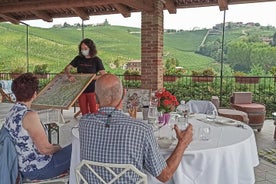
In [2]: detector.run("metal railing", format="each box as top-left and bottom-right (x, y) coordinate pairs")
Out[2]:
(1, 73), (275, 117)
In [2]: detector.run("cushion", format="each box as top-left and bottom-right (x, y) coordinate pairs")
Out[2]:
(232, 92), (252, 104)
(232, 103), (266, 113)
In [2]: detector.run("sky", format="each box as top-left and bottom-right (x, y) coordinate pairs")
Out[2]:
(24, 1), (276, 30)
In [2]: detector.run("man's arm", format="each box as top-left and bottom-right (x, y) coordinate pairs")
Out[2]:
(156, 124), (193, 182)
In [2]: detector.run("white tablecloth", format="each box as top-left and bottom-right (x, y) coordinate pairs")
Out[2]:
(69, 114), (259, 184)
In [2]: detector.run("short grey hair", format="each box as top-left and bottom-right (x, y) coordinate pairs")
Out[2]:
(95, 74), (123, 106)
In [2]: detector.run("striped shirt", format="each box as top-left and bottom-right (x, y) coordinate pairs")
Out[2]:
(79, 107), (167, 183)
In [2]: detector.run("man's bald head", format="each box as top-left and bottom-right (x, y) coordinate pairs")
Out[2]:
(95, 74), (123, 107)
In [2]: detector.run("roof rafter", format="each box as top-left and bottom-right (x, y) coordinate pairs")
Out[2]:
(71, 8), (90, 20)
(218, 0), (229, 11)
(113, 3), (131, 17)
(119, 0), (154, 13)
(0, 0), (120, 13)
(0, 14), (19, 24)
(164, 0), (177, 14)
(33, 10), (53, 22)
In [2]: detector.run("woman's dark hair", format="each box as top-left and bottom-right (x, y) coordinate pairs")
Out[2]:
(12, 72), (39, 102)
(78, 38), (97, 57)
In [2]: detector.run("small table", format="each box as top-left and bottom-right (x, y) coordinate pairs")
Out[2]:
(272, 112), (276, 140)
(218, 108), (249, 123)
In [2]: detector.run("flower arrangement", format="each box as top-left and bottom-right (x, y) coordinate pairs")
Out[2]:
(155, 88), (179, 113)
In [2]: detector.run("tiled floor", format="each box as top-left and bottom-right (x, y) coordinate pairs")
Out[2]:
(254, 119), (276, 184)
(60, 109), (276, 184)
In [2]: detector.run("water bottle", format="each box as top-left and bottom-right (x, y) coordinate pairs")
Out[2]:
(147, 105), (158, 125)
(150, 92), (158, 107)
(176, 101), (187, 117)
(176, 100), (189, 130)
(147, 92), (159, 124)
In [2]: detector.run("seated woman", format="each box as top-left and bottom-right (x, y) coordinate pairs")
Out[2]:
(3, 73), (72, 181)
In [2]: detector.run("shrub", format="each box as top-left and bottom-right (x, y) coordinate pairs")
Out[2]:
(33, 64), (49, 74)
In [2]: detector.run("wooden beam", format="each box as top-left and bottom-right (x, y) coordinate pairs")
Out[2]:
(113, 3), (131, 17)
(71, 7), (90, 20)
(218, 0), (228, 11)
(119, 0), (154, 13)
(164, 0), (176, 14)
(0, 14), (19, 24)
(33, 10), (53, 22)
(0, 0), (120, 13)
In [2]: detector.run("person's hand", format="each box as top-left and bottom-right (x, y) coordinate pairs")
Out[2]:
(174, 123), (193, 148)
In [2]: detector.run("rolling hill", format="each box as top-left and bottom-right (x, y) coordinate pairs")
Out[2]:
(0, 22), (275, 74)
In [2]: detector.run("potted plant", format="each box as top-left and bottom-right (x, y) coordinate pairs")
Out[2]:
(155, 88), (179, 124)
(33, 64), (49, 79)
(124, 70), (141, 81)
(163, 67), (185, 82)
(192, 68), (215, 82)
(234, 71), (260, 84)
(10, 66), (25, 79)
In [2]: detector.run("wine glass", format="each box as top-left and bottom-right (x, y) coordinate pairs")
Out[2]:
(206, 110), (217, 122)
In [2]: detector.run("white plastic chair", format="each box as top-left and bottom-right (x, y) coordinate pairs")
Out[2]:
(23, 172), (69, 184)
(186, 100), (218, 115)
(75, 160), (147, 184)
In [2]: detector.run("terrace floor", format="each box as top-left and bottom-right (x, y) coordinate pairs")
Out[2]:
(58, 108), (276, 184)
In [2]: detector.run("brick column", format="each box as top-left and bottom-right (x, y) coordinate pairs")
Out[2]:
(141, 1), (164, 90)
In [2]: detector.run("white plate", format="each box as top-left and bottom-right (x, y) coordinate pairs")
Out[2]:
(215, 118), (238, 126)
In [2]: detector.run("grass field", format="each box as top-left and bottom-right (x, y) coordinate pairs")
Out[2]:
(0, 23), (275, 74)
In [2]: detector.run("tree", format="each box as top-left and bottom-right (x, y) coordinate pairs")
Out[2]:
(272, 32), (276, 46)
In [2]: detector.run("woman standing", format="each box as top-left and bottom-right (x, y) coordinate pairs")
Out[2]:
(65, 38), (106, 115)
(4, 73), (71, 181)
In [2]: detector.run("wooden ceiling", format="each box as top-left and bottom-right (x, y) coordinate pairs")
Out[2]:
(0, 0), (275, 24)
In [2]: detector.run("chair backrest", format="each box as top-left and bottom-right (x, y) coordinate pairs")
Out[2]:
(23, 172), (69, 184)
(0, 80), (16, 102)
(186, 100), (218, 115)
(231, 92), (252, 104)
(75, 160), (147, 184)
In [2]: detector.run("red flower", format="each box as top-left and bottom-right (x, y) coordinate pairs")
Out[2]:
(155, 88), (179, 113)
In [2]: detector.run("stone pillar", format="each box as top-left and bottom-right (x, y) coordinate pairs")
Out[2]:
(141, 0), (164, 90)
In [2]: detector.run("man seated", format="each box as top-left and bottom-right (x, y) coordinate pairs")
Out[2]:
(79, 74), (193, 183)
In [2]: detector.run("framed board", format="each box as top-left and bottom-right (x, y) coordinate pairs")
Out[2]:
(32, 73), (95, 109)
(122, 88), (151, 112)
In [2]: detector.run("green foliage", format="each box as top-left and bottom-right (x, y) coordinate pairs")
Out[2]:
(33, 64), (48, 74)
(11, 66), (25, 73)
(270, 66), (276, 75)
(191, 68), (215, 76)
(124, 69), (140, 75)
(1, 22), (276, 76)
(233, 71), (246, 76)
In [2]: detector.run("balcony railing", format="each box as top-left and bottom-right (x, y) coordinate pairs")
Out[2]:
(1, 73), (275, 117)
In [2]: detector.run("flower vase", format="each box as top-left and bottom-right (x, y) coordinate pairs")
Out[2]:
(163, 113), (171, 124)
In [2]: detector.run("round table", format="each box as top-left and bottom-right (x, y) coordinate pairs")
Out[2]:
(69, 114), (259, 184)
